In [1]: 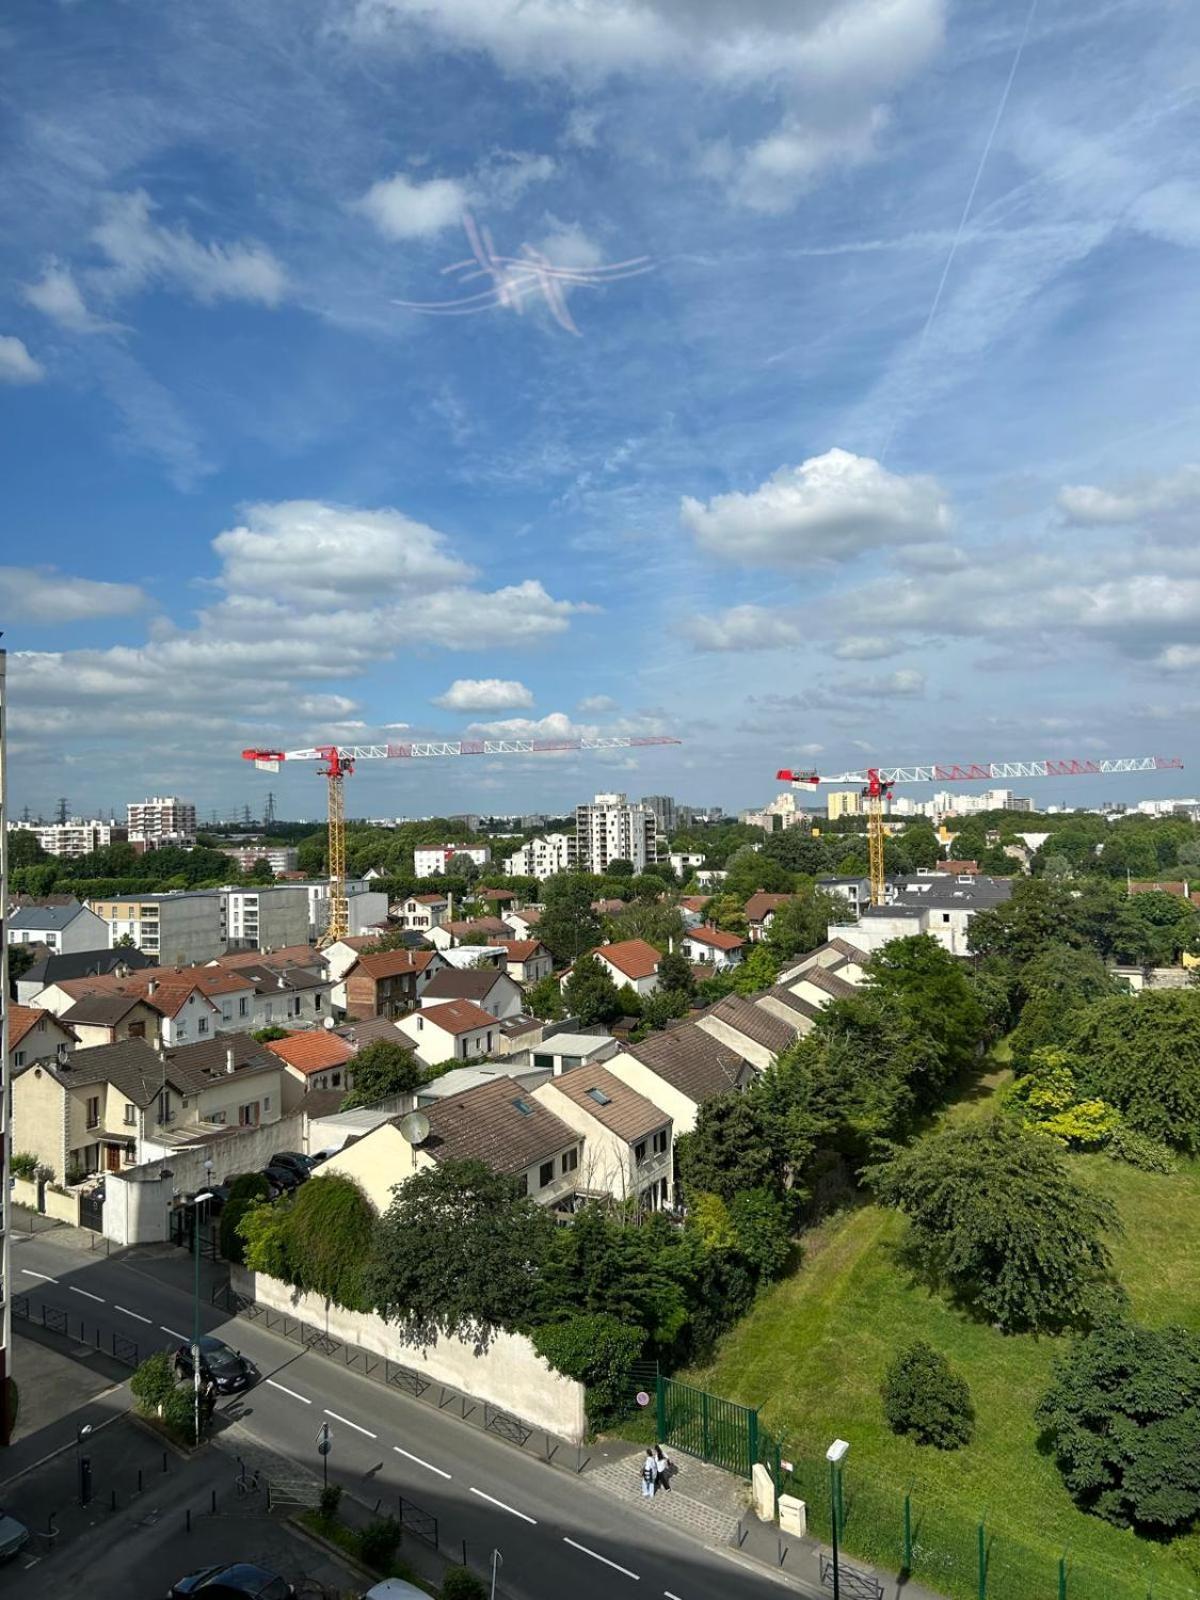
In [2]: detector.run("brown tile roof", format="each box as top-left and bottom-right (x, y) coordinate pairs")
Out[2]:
(31, 1033), (275, 1103)
(410, 893), (450, 905)
(743, 892), (794, 924)
(8, 1004), (71, 1049)
(795, 965), (859, 1000)
(217, 944), (322, 969)
(1128, 881), (1189, 897)
(593, 898), (627, 914)
(265, 1032), (355, 1075)
(507, 906), (542, 924)
(445, 917), (510, 939)
(624, 1023), (751, 1102)
(679, 896), (712, 913)
(161, 1033), (280, 1094)
(936, 860), (980, 875)
(490, 939), (547, 961)
(593, 939), (661, 982)
(704, 993), (797, 1055)
(685, 925), (745, 951)
(481, 888), (516, 902)
(337, 1016), (408, 1047)
(415, 999), (498, 1036)
(352, 949), (438, 980)
(421, 968), (507, 1004)
(60, 993), (155, 1027)
(541, 1065), (666, 1142)
(415, 1076), (576, 1174)
(760, 986), (822, 1022)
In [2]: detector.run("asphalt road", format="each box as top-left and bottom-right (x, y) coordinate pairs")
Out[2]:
(7, 1228), (813, 1600)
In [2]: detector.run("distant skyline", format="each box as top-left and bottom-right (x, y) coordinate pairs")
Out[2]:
(3, 1), (1200, 816)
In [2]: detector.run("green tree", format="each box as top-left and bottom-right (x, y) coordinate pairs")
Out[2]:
(562, 954), (622, 1027)
(247, 857), (274, 884)
(219, 1172), (271, 1264)
(656, 949), (695, 998)
(524, 974), (566, 1020)
(441, 1569), (488, 1600)
(882, 1341), (974, 1449)
(865, 935), (985, 1095)
(239, 1200), (293, 1280)
(296, 832), (327, 876)
(761, 832), (833, 876)
(532, 1313), (646, 1427)
(606, 901), (683, 951)
(341, 1039), (423, 1110)
(7, 830), (48, 868)
(607, 857), (634, 877)
(539, 874), (603, 964)
(131, 1350), (178, 1416)
(764, 888), (847, 961)
(676, 1094), (783, 1203)
(869, 1118), (1118, 1332)
(1010, 946), (1120, 1061)
(1068, 990), (1200, 1151)
(728, 1188), (792, 1281)
(724, 846), (792, 900)
(1037, 1319), (1200, 1530)
(730, 944), (781, 994)
(899, 824), (943, 871)
(366, 1159), (555, 1335)
(968, 879), (1083, 965)
(284, 1173), (377, 1308)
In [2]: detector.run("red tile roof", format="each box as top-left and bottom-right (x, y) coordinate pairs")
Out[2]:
(491, 939), (546, 961)
(352, 949), (438, 980)
(8, 1004), (67, 1049)
(936, 860), (980, 875)
(679, 896), (712, 913)
(410, 893), (450, 905)
(685, 925), (744, 951)
(593, 939), (661, 982)
(743, 892), (794, 924)
(412, 999), (497, 1036)
(444, 918), (510, 938)
(265, 1032), (355, 1075)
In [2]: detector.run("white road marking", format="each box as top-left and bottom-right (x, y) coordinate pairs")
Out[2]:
(70, 1286), (105, 1303)
(115, 1305), (151, 1325)
(324, 1408), (376, 1439)
(564, 1538), (640, 1579)
(393, 1446), (451, 1480)
(266, 1378), (312, 1404)
(665, 1591), (684, 1599)
(160, 1326), (187, 1340)
(469, 1486), (537, 1524)
(20, 1269), (57, 1283)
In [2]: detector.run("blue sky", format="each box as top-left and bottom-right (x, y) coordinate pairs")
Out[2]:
(3, 0), (1200, 822)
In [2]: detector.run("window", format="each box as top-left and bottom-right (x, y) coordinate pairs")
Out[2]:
(561, 1147), (579, 1175)
(238, 1103), (260, 1127)
(13, 1051), (24, 1069)
(942, 913), (951, 924)
(263, 1095), (271, 1112)
(539, 1160), (554, 1188)
(512, 1097), (534, 1116)
(585, 1086), (612, 1106)
(634, 1140), (647, 1165)
(198, 1017), (209, 1035)
(211, 1111), (226, 1125)
(36, 1017), (45, 1033)
(128, 1020), (145, 1039)
(238, 997), (248, 1017)
(221, 1005), (232, 1023)
(415, 1015), (423, 1029)
(653, 1129), (668, 1156)
(86, 1096), (100, 1130)
(176, 1023), (187, 1040)
(331, 1071), (341, 1088)
(288, 998), (301, 1017)
(519, 1173), (530, 1196)
(124, 1103), (136, 1125)
(314, 993), (322, 1012)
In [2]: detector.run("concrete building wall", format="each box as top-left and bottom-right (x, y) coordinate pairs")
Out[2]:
(693, 1015), (774, 1071)
(234, 1265), (586, 1442)
(604, 1053), (701, 1133)
(10, 1063), (69, 1180)
(319, 1121), (424, 1211)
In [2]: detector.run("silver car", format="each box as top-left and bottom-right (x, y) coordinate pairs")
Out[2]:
(0, 1508), (30, 1561)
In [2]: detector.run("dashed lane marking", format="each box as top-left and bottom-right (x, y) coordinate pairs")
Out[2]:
(393, 1446), (451, 1480)
(323, 1409), (376, 1439)
(563, 1538), (640, 1579)
(266, 1379), (312, 1404)
(115, 1305), (151, 1324)
(469, 1486), (537, 1524)
(70, 1286), (105, 1303)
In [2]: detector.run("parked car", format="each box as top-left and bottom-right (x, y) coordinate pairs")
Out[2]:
(308, 1147), (338, 1167)
(265, 1152), (312, 1180)
(0, 1508), (29, 1561)
(172, 1336), (258, 1394)
(262, 1163), (303, 1192)
(362, 1582), (427, 1599)
(168, 1562), (294, 1598)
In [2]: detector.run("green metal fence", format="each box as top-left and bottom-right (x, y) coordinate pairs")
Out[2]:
(655, 1376), (760, 1480)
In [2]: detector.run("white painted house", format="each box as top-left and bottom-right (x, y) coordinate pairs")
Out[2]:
(396, 999), (499, 1065)
(7, 899), (111, 956)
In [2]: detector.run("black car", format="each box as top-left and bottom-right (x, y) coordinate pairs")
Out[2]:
(262, 1162), (302, 1192)
(168, 1562), (294, 1598)
(265, 1151), (312, 1180)
(173, 1336), (258, 1393)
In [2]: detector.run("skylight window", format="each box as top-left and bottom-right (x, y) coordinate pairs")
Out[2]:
(586, 1087), (612, 1105)
(512, 1097), (534, 1116)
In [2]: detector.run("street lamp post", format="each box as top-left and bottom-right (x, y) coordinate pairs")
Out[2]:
(76, 1422), (93, 1506)
(826, 1439), (850, 1600)
(192, 1159), (214, 1446)
(490, 1548), (503, 1600)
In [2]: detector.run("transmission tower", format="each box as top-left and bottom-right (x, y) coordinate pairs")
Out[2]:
(55, 796), (69, 825)
(264, 790), (277, 827)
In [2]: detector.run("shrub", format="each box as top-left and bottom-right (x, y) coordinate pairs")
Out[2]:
(882, 1341), (974, 1449)
(285, 1173), (376, 1308)
(441, 1568), (487, 1600)
(318, 1483), (342, 1523)
(239, 1200), (292, 1279)
(533, 1313), (646, 1428)
(131, 1351), (177, 1415)
(358, 1516), (402, 1570)
(220, 1172), (271, 1263)
(161, 1384), (197, 1446)
(1106, 1122), (1176, 1174)
(10, 1152), (38, 1180)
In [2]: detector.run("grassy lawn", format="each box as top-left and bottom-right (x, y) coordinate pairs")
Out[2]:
(686, 1071), (1200, 1600)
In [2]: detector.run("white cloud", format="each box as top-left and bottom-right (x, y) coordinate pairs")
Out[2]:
(681, 448), (951, 566)
(833, 635), (898, 660)
(681, 605), (803, 653)
(479, 150), (557, 208)
(22, 261), (112, 332)
(354, 172), (468, 240)
(0, 336), (44, 384)
(1155, 645), (1200, 673)
(297, 693), (362, 717)
(92, 190), (288, 306)
(433, 678), (535, 711)
(577, 693), (617, 713)
(466, 710), (587, 740)
(701, 108), (886, 213)
(1058, 466), (1200, 527)
(0, 566), (148, 623)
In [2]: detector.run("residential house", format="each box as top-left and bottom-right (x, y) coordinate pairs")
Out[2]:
(11, 1033), (282, 1180)
(934, 860), (980, 876)
(396, 999), (499, 1065)
(319, 1075), (583, 1213)
(669, 851), (706, 877)
(534, 1065), (672, 1211)
(7, 1005), (74, 1074)
(15, 947), (156, 1006)
(319, 935), (380, 990)
(343, 949), (443, 1020)
(501, 906), (543, 942)
(677, 895), (711, 930)
(335, 1016), (410, 1051)
(415, 1062), (547, 1105)
(593, 898), (627, 917)
(265, 1031), (356, 1109)
(225, 959), (335, 1031)
(58, 993), (166, 1049)
(479, 888), (518, 910)
(419, 966), (523, 1020)
(695, 993), (800, 1071)
(781, 938), (870, 983)
(606, 1023), (755, 1134)
(787, 962), (861, 1009)
(681, 925), (745, 970)
(584, 939), (661, 998)
(829, 875), (1013, 959)
(396, 893), (450, 932)
(754, 986), (822, 1034)
(489, 939), (553, 985)
(6, 899), (111, 956)
(743, 892), (796, 943)
(437, 945), (505, 972)
(428, 917), (511, 951)
(522, 1031), (619, 1076)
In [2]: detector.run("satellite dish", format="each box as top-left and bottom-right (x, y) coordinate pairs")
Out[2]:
(323, 1015), (336, 1030)
(399, 1111), (430, 1147)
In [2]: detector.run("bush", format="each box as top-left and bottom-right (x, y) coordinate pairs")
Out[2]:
(220, 1172), (271, 1263)
(441, 1568), (487, 1600)
(285, 1173), (376, 1309)
(318, 1483), (342, 1523)
(882, 1341), (974, 1449)
(1106, 1121), (1176, 1173)
(131, 1351), (177, 1415)
(358, 1516), (402, 1570)
(10, 1152), (38, 1180)
(160, 1383), (198, 1446)
(533, 1313), (646, 1427)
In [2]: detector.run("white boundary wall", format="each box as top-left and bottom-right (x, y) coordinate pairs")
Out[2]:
(232, 1265), (586, 1442)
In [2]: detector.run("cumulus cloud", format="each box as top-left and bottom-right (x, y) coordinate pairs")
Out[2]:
(354, 172), (468, 240)
(92, 190), (288, 306)
(433, 677), (535, 711)
(466, 710), (584, 739)
(0, 566), (149, 623)
(577, 693), (617, 713)
(1058, 466), (1200, 527)
(681, 448), (951, 566)
(22, 261), (113, 332)
(699, 108), (887, 212)
(681, 605), (803, 652)
(297, 693), (362, 717)
(833, 635), (898, 660)
(0, 336), (44, 384)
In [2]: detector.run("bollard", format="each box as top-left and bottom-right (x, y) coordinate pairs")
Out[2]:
(186, 1508), (191, 1533)
(137, 1468), (143, 1494)
(95, 1327), (101, 1350)
(462, 1539), (468, 1568)
(162, 1452), (168, 1475)
(211, 1489), (217, 1514)
(110, 1489), (117, 1513)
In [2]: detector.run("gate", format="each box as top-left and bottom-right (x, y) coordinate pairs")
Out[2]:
(655, 1376), (759, 1480)
(79, 1188), (104, 1233)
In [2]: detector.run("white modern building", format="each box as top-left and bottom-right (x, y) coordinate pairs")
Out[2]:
(504, 833), (572, 880)
(413, 844), (491, 877)
(572, 794), (661, 875)
(9, 818), (119, 858)
(126, 795), (196, 850)
(219, 845), (299, 874)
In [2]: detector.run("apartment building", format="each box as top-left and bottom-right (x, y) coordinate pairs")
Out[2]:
(641, 795), (677, 833)
(87, 892), (223, 964)
(413, 844), (491, 877)
(9, 818), (120, 858)
(221, 885), (312, 951)
(571, 794), (661, 875)
(503, 833), (572, 879)
(219, 846), (299, 874)
(126, 795), (196, 849)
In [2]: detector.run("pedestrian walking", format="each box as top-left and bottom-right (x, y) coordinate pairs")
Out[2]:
(641, 1448), (659, 1498)
(654, 1444), (671, 1491)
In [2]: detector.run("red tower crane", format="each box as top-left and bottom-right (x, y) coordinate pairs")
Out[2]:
(243, 734), (682, 944)
(776, 755), (1184, 909)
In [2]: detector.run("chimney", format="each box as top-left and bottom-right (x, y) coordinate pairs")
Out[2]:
(226, 1046), (236, 1075)
(147, 978), (157, 995)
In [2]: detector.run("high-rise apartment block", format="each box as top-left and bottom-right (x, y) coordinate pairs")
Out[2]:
(641, 794), (677, 834)
(9, 817), (120, 857)
(572, 793), (661, 875)
(127, 795), (197, 850)
(504, 833), (572, 879)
